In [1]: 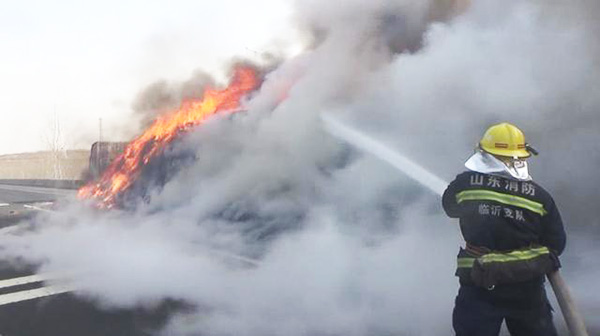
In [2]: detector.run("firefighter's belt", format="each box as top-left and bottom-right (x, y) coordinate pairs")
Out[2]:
(456, 244), (560, 288)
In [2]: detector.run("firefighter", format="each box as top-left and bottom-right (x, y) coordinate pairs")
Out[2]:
(442, 122), (566, 336)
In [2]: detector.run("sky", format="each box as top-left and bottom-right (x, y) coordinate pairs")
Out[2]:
(0, 0), (301, 155)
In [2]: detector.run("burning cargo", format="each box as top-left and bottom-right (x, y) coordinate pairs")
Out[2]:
(78, 67), (260, 209)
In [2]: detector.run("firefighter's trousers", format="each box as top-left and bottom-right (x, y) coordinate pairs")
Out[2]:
(453, 284), (558, 336)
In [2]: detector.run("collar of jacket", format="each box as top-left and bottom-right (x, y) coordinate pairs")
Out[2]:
(464, 151), (532, 181)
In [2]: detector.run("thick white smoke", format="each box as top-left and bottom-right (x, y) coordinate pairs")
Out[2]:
(2, 0), (600, 334)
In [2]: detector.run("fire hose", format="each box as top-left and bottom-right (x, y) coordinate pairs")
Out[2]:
(321, 113), (589, 336)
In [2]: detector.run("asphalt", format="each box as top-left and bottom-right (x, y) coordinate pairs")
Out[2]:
(0, 184), (73, 231)
(0, 257), (181, 336)
(0, 184), (176, 336)
(0, 184), (75, 204)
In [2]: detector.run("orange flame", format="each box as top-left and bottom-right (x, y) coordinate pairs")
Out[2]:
(78, 67), (259, 208)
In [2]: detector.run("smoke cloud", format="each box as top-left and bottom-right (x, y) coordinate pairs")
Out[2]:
(131, 70), (216, 130)
(2, 0), (600, 334)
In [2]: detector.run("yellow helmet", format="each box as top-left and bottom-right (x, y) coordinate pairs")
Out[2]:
(479, 122), (532, 158)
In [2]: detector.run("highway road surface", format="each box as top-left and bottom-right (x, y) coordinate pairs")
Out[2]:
(0, 184), (75, 230)
(0, 183), (176, 336)
(0, 184), (75, 204)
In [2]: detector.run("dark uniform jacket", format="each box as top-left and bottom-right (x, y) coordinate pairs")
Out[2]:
(442, 171), (566, 288)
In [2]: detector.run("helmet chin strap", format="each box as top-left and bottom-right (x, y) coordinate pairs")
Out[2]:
(465, 149), (532, 181)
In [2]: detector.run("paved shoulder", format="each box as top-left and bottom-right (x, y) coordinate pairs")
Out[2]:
(0, 184), (75, 203)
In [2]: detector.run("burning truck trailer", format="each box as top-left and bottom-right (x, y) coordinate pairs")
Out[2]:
(89, 125), (310, 245)
(78, 66), (309, 243)
(78, 66), (261, 209)
(87, 137), (199, 210)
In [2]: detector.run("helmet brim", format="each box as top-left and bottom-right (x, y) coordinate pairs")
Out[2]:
(479, 144), (531, 158)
